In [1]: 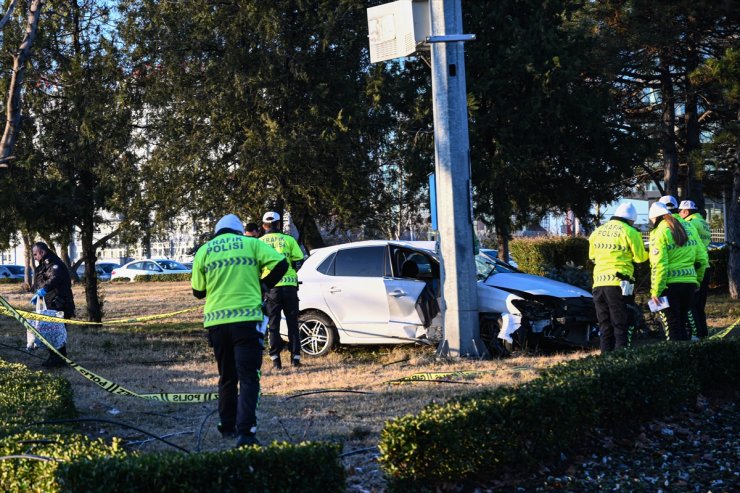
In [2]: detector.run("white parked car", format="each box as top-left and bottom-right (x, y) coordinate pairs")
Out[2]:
(282, 240), (597, 357)
(76, 261), (120, 281)
(0, 264), (26, 280)
(110, 259), (191, 281)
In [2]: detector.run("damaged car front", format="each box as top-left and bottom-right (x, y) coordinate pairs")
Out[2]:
(476, 255), (599, 350)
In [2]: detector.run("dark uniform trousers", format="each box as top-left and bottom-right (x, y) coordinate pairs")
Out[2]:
(266, 285), (300, 359)
(593, 286), (629, 352)
(689, 266), (710, 338)
(657, 283), (695, 342)
(207, 321), (263, 435)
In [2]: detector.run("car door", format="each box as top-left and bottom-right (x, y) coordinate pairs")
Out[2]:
(384, 247), (436, 338)
(320, 245), (391, 340)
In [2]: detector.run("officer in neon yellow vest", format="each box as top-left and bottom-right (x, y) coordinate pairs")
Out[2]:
(589, 202), (648, 352)
(648, 202), (709, 341)
(260, 211), (306, 369)
(679, 200), (712, 338)
(192, 213), (287, 447)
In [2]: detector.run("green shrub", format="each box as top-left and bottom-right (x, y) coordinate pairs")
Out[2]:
(0, 278), (22, 284)
(58, 442), (344, 493)
(0, 432), (126, 493)
(509, 237), (590, 276)
(378, 339), (740, 490)
(134, 273), (192, 282)
(0, 359), (76, 434)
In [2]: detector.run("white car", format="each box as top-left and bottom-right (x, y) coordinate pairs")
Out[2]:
(0, 265), (25, 280)
(110, 259), (191, 281)
(282, 240), (597, 356)
(76, 261), (120, 281)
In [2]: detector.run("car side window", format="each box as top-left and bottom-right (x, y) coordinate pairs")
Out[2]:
(129, 262), (143, 270)
(333, 246), (387, 277)
(316, 252), (336, 275)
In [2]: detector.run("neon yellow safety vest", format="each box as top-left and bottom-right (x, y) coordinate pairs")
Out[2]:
(589, 219), (648, 287)
(192, 233), (285, 327)
(260, 232), (304, 287)
(685, 213), (711, 248)
(648, 220), (709, 297)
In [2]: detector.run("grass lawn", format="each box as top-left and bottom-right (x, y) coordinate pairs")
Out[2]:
(0, 281), (736, 491)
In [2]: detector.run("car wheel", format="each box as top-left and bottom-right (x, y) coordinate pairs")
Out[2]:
(298, 312), (336, 357)
(479, 315), (510, 358)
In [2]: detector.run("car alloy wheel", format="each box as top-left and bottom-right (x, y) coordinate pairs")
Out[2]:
(298, 313), (336, 357)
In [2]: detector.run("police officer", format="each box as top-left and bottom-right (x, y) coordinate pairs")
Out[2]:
(589, 203), (648, 353)
(648, 202), (708, 341)
(678, 200), (712, 338)
(260, 211), (305, 369)
(31, 242), (75, 367)
(192, 213), (288, 447)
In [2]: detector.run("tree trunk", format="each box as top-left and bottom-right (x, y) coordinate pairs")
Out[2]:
(660, 62), (679, 198)
(22, 231), (33, 289)
(684, 46), (705, 210)
(493, 199), (511, 263)
(0, 0), (43, 168)
(81, 220), (102, 322)
(295, 212), (325, 252)
(728, 107), (740, 300)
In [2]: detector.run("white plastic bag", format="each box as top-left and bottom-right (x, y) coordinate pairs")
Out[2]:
(26, 298), (67, 350)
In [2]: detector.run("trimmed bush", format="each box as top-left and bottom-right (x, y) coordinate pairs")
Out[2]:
(0, 278), (22, 284)
(509, 237), (590, 277)
(134, 273), (192, 282)
(0, 432), (126, 493)
(0, 359), (76, 434)
(378, 339), (740, 490)
(58, 442), (345, 493)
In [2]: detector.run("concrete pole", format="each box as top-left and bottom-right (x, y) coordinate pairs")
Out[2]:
(429, 0), (482, 357)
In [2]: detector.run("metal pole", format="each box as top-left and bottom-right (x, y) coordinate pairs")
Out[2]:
(429, 0), (482, 357)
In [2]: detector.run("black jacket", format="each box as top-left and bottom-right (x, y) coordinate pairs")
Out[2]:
(33, 252), (75, 317)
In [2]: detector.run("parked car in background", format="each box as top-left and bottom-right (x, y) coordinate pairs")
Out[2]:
(284, 240), (597, 357)
(76, 261), (120, 281)
(110, 259), (191, 281)
(182, 261), (194, 270)
(478, 248), (518, 269)
(0, 265), (26, 280)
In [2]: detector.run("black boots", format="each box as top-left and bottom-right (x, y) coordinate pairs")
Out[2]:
(42, 345), (67, 368)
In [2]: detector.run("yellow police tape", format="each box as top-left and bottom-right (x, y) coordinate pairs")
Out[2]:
(0, 295), (217, 403)
(710, 318), (739, 340)
(387, 366), (534, 385)
(0, 305), (200, 325)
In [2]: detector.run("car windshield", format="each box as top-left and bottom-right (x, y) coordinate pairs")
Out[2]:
(475, 255), (520, 281)
(156, 260), (188, 270)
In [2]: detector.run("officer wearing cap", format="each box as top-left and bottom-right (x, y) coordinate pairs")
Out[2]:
(192, 213), (288, 447)
(260, 211), (305, 369)
(679, 200), (712, 338)
(648, 202), (708, 341)
(588, 202), (648, 352)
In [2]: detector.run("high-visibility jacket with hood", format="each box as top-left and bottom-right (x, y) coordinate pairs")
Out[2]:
(648, 219), (709, 297)
(589, 217), (648, 287)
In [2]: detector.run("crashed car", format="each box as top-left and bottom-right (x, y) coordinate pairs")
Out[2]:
(475, 254), (598, 351)
(282, 240), (597, 356)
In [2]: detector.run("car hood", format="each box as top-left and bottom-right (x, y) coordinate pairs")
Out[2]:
(483, 273), (591, 298)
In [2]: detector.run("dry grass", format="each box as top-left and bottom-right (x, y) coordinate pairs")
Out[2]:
(1, 282), (734, 491)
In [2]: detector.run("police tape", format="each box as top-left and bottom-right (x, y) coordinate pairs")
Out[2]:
(387, 366), (534, 385)
(0, 295), (217, 403)
(710, 318), (739, 340)
(0, 305), (201, 325)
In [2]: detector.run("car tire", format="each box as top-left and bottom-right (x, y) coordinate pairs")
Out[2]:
(298, 312), (336, 357)
(479, 315), (510, 358)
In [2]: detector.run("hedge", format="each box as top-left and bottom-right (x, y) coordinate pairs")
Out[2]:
(0, 278), (22, 284)
(0, 359), (76, 434)
(58, 442), (345, 493)
(378, 339), (740, 490)
(112, 273), (192, 282)
(0, 432), (126, 493)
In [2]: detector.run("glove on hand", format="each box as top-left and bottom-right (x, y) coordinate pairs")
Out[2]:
(30, 287), (47, 305)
